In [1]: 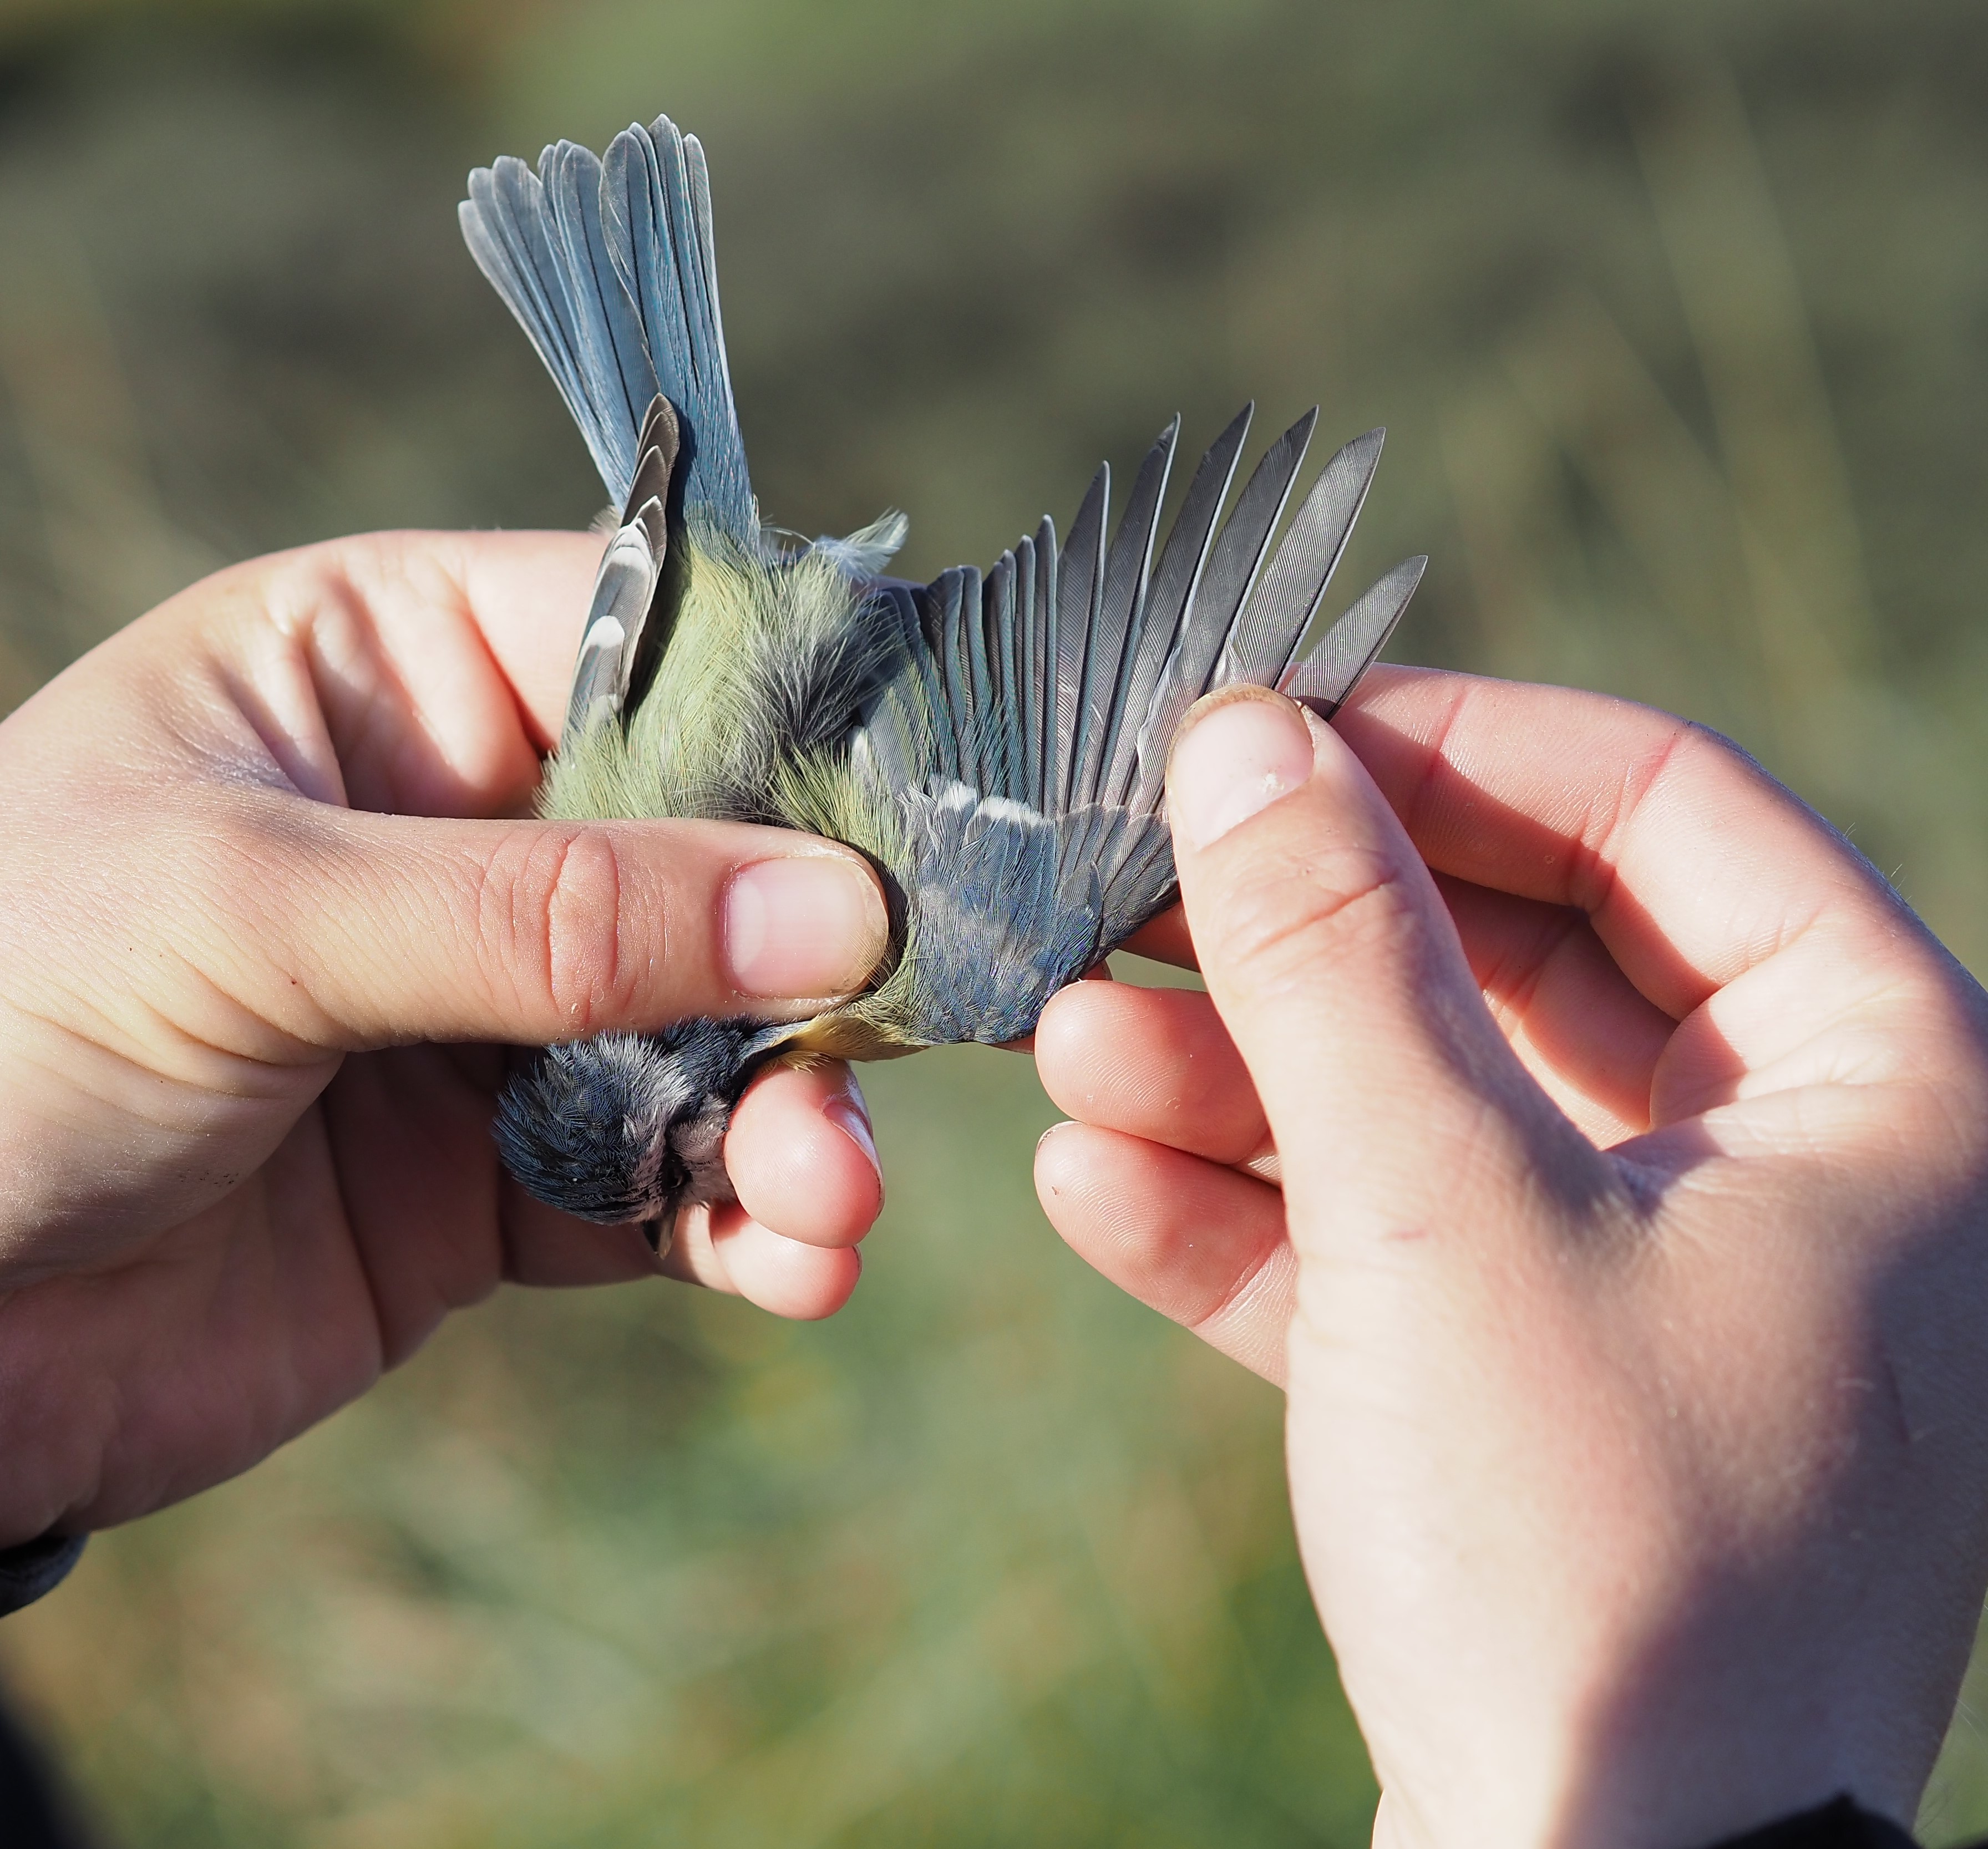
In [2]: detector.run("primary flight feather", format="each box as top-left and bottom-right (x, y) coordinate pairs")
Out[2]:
(460, 114), (1425, 1247)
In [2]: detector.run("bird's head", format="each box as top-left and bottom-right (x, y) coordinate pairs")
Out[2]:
(494, 1019), (778, 1245)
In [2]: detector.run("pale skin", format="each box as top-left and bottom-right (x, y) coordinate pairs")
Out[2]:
(4, 525), (1987, 1847)
(0, 529), (890, 1543)
(1036, 677), (1988, 1849)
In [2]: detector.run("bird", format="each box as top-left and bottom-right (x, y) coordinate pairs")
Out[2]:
(459, 112), (1426, 1251)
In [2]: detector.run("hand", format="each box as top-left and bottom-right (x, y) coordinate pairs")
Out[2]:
(1034, 671), (1988, 1849)
(0, 531), (890, 1542)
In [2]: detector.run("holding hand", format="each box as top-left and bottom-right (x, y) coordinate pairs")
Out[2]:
(0, 531), (889, 1545)
(1036, 672), (1988, 1849)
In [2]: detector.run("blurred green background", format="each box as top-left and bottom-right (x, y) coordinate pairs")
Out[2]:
(0, 0), (1985, 1843)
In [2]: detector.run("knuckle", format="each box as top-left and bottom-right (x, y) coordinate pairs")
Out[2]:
(192, 794), (305, 933)
(1207, 838), (1420, 998)
(499, 825), (646, 1033)
(1189, 1228), (1292, 1338)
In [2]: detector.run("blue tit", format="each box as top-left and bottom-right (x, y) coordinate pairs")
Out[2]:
(460, 114), (1426, 1251)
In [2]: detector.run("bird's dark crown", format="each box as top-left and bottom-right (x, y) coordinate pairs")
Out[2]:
(494, 1019), (772, 1231)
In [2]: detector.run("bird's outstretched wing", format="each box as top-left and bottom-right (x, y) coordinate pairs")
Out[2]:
(858, 407), (1426, 951)
(460, 115), (758, 543)
(1283, 551), (1427, 719)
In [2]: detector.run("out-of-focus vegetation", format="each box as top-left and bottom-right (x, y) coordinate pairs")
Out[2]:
(0, 1), (1984, 1843)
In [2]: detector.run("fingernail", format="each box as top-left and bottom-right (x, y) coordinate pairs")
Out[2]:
(724, 854), (888, 999)
(823, 1075), (882, 1185)
(1167, 688), (1316, 850)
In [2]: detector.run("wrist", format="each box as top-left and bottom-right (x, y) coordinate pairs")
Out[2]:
(1358, 1650), (1927, 1849)
(1373, 1792), (1921, 1849)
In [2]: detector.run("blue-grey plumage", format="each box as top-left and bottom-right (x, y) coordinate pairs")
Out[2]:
(464, 115), (1427, 1247)
(494, 1020), (788, 1248)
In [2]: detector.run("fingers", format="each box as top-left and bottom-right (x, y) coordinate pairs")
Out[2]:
(439, 530), (608, 748)
(724, 1063), (883, 1247)
(663, 1203), (864, 1321)
(1337, 669), (1984, 1125)
(1119, 906), (1196, 971)
(1035, 1122), (1292, 1383)
(293, 529), (603, 761)
(1029, 931), (1657, 1375)
(234, 806), (888, 1053)
(1033, 982), (1290, 1378)
(1116, 670), (1916, 1115)
(179, 534), (896, 1055)
(1337, 667), (1908, 1020)
(501, 1060), (880, 1317)
(1434, 873), (1676, 1147)
(1165, 688), (1599, 1235)
(1110, 883), (1669, 1151)
(160, 533), (602, 819)
(35, 535), (897, 1059)
(1034, 982), (1270, 1173)
(691, 1063), (880, 1317)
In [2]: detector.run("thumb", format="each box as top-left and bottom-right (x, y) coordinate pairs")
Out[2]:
(1165, 688), (1589, 1244)
(216, 802), (889, 1052)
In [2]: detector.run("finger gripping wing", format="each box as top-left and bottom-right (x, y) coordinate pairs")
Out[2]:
(879, 409), (1419, 986)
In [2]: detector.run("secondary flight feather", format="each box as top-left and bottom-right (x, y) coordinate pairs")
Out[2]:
(459, 114), (1426, 1246)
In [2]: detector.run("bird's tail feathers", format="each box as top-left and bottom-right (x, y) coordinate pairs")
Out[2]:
(462, 115), (758, 542)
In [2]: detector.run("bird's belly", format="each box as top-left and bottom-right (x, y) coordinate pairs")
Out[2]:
(782, 1015), (932, 1061)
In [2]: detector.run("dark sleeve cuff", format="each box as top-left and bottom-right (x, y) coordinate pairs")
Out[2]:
(0, 1532), (84, 1617)
(1710, 1796), (1919, 1849)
